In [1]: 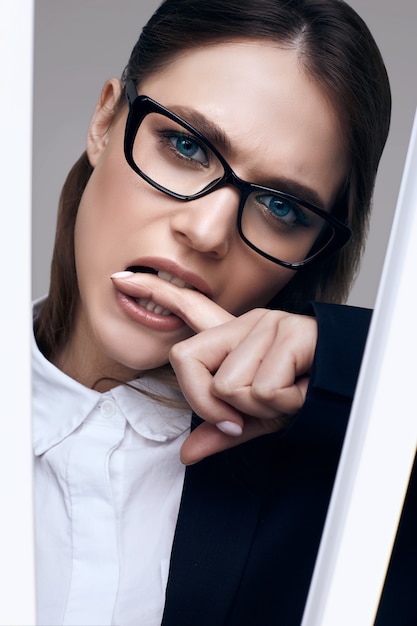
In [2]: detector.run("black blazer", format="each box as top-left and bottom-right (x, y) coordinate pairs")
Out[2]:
(160, 303), (417, 626)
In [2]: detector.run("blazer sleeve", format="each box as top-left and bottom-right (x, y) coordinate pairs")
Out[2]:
(282, 302), (372, 446)
(306, 301), (372, 398)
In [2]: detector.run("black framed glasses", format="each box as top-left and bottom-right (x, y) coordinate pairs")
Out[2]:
(124, 80), (352, 269)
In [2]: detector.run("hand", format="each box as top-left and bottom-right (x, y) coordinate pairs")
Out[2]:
(171, 307), (317, 464)
(111, 273), (318, 464)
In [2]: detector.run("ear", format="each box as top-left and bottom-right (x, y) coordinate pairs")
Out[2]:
(86, 78), (124, 167)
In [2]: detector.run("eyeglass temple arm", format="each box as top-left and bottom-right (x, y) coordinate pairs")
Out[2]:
(125, 79), (138, 107)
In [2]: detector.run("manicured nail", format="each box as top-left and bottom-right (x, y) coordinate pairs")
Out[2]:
(216, 421), (243, 437)
(111, 271), (134, 279)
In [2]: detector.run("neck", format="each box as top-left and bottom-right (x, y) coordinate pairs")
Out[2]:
(53, 309), (140, 391)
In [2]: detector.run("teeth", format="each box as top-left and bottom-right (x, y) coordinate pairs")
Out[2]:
(157, 270), (194, 289)
(132, 269), (195, 317)
(137, 297), (171, 316)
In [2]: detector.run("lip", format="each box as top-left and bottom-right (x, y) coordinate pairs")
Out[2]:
(124, 256), (213, 298)
(114, 289), (187, 332)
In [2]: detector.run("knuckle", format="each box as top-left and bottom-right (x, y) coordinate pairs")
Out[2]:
(212, 376), (237, 399)
(168, 339), (191, 365)
(259, 308), (280, 326)
(251, 382), (277, 403)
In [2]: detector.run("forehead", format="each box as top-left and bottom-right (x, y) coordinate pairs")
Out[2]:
(138, 41), (349, 207)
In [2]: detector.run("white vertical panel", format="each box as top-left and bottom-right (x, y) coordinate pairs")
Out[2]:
(302, 111), (417, 625)
(0, 0), (36, 623)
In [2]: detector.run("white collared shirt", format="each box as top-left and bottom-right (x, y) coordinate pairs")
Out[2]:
(32, 304), (191, 626)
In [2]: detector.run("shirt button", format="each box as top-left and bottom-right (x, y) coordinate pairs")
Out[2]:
(100, 400), (116, 418)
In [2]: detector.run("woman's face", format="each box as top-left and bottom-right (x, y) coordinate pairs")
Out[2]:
(67, 41), (348, 385)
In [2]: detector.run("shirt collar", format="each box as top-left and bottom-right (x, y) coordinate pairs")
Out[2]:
(111, 379), (191, 442)
(32, 300), (191, 455)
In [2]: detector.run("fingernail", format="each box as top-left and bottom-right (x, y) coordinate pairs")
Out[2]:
(111, 271), (134, 279)
(216, 421), (243, 437)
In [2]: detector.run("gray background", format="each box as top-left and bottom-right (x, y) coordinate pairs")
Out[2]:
(32, 0), (417, 307)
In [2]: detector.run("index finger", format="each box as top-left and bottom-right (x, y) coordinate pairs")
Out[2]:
(111, 271), (235, 332)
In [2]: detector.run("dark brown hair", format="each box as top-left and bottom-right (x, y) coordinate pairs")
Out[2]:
(35, 0), (391, 361)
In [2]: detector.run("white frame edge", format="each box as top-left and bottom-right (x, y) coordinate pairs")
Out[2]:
(302, 109), (417, 625)
(1, 0), (416, 622)
(0, 0), (36, 623)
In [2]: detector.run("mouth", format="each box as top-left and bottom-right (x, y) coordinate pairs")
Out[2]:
(125, 265), (197, 316)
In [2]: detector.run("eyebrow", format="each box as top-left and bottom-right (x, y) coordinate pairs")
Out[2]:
(168, 104), (327, 209)
(169, 105), (233, 153)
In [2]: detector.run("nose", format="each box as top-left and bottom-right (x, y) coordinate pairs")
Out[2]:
(170, 185), (240, 258)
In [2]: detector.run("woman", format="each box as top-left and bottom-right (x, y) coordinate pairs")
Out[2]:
(33, 0), (406, 624)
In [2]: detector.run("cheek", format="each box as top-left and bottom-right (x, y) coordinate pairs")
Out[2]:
(75, 149), (169, 258)
(74, 183), (109, 280)
(73, 173), (128, 310)
(220, 262), (295, 316)
(74, 158), (137, 269)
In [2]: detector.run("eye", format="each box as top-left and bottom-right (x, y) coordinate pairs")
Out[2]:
(256, 194), (309, 227)
(166, 132), (208, 165)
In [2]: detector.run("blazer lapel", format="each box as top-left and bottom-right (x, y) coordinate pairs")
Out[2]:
(161, 425), (271, 626)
